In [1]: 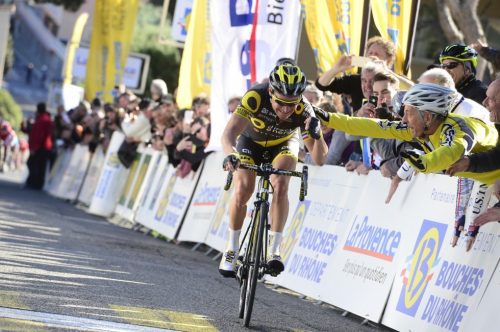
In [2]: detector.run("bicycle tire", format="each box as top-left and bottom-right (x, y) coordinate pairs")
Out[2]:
(243, 202), (268, 327)
(238, 275), (247, 318)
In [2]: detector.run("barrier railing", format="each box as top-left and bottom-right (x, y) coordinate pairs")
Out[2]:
(45, 142), (500, 331)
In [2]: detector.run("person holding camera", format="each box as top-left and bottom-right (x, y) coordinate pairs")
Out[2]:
(219, 64), (328, 278)
(174, 116), (210, 177)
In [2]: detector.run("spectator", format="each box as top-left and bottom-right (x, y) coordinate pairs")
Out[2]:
(25, 63), (34, 84)
(99, 103), (123, 152)
(26, 103), (53, 190)
(473, 180), (500, 226)
(303, 84), (323, 106)
(315, 83), (500, 185)
(439, 44), (487, 103)
(174, 116), (211, 177)
(151, 79), (168, 103)
(469, 39), (500, 72)
(227, 96), (242, 114)
(192, 96), (210, 119)
(447, 78), (500, 175)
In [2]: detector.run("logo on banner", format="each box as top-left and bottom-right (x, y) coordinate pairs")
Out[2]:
(343, 215), (401, 262)
(396, 220), (447, 317)
(281, 200), (310, 264)
(209, 189), (232, 236)
(154, 175), (177, 221)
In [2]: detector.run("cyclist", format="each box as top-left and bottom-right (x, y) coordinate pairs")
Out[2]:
(219, 64), (328, 278)
(0, 118), (20, 172)
(439, 44), (487, 103)
(315, 83), (500, 185)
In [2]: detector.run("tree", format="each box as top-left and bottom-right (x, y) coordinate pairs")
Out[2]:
(131, 2), (180, 97)
(435, 0), (493, 79)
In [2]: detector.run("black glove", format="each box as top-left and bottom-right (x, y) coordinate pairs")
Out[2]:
(308, 117), (321, 140)
(401, 150), (426, 172)
(312, 105), (330, 124)
(222, 154), (240, 170)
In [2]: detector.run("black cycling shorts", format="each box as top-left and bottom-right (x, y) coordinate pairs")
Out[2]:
(235, 134), (300, 166)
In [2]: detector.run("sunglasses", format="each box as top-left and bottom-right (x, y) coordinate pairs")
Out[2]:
(440, 62), (460, 70)
(270, 92), (301, 107)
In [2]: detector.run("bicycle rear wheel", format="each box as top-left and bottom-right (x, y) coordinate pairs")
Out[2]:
(243, 202), (268, 327)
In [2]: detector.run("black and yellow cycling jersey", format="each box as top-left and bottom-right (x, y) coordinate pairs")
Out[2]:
(234, 83), (315, 147)
(324, 112), (500, 184)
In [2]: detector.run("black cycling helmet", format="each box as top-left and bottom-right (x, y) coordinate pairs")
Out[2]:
(269, 64), (307, 97)
(439, 44), (478, 70)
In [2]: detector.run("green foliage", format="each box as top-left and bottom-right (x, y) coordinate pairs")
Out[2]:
(131, 2), (181, 97)
(0, 89), (22, 131)
(34, 0), (84, 12)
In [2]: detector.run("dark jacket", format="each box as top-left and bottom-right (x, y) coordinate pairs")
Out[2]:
(457, 76), (487, 104)
(315, 75), (364, 111)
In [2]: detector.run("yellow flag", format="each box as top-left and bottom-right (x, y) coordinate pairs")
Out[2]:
(177, 0), (211, 109)
(62, 13), (88, 85)
(85, 0), (139, 102)
(301, 0), (338, 74)
(372, 0), (417, 75)
(302, 0), (368, 74)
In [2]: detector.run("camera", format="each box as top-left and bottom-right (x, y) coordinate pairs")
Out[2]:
(374, 103), (399, 121)
(368, 95), (378, 105)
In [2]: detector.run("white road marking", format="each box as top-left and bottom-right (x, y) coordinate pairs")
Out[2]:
(0, 307), (175, 332)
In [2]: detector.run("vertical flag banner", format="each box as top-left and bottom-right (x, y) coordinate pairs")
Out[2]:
(85, 0), (139, 102)
(371, 0), (419, 75)
(304, 0), (368, 74)
(301, 0), (338, 73)
(329, 0), (367, 58)
(177, 0), (211, 109)
(171, 0), (193, 42)
(208, 0), (302, 151)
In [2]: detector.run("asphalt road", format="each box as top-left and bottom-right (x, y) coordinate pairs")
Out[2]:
(0, 173), (383, 332)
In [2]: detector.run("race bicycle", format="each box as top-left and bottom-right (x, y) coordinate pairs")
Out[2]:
(224, 162), (308, 327)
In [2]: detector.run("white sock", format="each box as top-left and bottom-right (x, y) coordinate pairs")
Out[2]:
(268, 231), (283, 256)
(227, 228), (241, 252)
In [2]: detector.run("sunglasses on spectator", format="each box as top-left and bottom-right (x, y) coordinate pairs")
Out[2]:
(440, 62), (460, 70)
(270, 91), (301, 107)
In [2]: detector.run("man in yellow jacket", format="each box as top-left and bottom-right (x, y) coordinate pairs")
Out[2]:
(315, 83), (499, 185)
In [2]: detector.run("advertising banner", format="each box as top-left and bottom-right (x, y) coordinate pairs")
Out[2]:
(176, 0), (211, 109)
(320, 173), (457, 322)
(177, 153), (225, 243)
(115, 146), (158, 222)
(134, 155), (170, 227)
(371, 0), (417, 74)
(143, 165), (203, 239)
(266, 166), (365, 299)
(54, 144), (91, 200)
(88, 132), (129, 217)
(382, 180), (499, 331)
(78, 146), (106, 206)
(85, 0), (139, 102)
(45, 148), (73, 195)
(208, 0), (302, 151)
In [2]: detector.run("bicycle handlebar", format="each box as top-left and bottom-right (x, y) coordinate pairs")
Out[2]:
(224, 163), (309, 201)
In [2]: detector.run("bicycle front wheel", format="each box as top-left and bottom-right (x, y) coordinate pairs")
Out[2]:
(243, 202), (268, 327)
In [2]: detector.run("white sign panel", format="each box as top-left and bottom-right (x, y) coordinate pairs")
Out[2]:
(78, 146), (106, 206)
(178, 153), (224, 243)
(88, 131), (129, 217)
(382, 181), (499, 331)
(135, 155), (170, 226)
